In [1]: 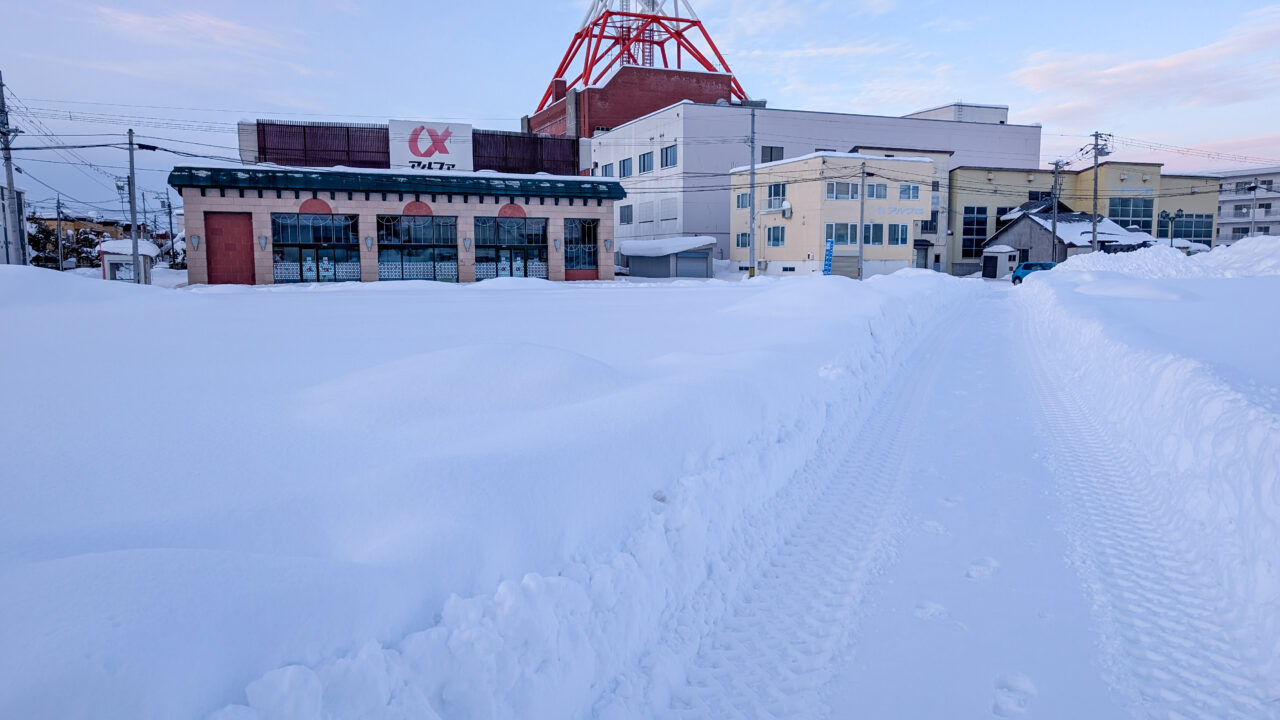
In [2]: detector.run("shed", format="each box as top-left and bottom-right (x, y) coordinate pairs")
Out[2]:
(619, 236), (717, 278)
(981, 244), (1020, 279)
(100, 239), (160, 284)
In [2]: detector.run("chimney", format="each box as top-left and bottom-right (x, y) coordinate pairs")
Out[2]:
(551, 79), (568, 103)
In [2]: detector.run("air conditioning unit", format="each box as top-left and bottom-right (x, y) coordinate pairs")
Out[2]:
(781, 200), (793, 219)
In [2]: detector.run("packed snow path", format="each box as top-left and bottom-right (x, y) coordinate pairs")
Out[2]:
(608, 288), (1277, 719)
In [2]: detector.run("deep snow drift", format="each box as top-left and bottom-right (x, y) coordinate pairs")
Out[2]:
(0, 267), (978, 719)
(1019, 237), (1280, 683)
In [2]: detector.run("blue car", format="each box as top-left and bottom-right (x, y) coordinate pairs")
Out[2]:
(1011, 261), (1057, 285)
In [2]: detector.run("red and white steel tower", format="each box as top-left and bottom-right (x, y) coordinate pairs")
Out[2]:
(536, 0), (748, 113)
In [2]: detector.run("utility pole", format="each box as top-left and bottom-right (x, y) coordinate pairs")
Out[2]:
(56, 193), (63, 271)
(1089, 131), (1110, 249)
(1050, 160), (1064, 260)
(1249, 177), (1259, 238)
(1, 69), (26, 266)
(127, 128), (141, 284)
(163, 190), (175, 262)
(747, 105), (756, 278)
(857, 161), (867, 280)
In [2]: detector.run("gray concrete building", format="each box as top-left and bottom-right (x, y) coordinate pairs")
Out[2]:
(1215, 166), (1280, 244)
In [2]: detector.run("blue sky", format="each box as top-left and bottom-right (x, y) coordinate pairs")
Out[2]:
(3, 0), (1278, 219)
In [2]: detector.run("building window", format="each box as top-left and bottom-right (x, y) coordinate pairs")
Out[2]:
(899, 184), (920, 200)
(826, 182), (857, 200)
(1158, 212), (1214, 240)
(867, 183), (888, 199)
(932, 180), (941, 192)
(1029, 190), (1052, 201)
(863, 223), (884, 245)
(762, 146), (784, 163)
(767, 226), (785, 247)
(782, 266), (796, 272)
(619, 157), (633, 178)
(921, 210), (938, 234)
(660, 145), (678, 169)
(270, 213), (360, 283)
(962, 206), (988, 259)
(601, 163), (614, 177)
(736, 192), (751, 209)
(1233, 204), (1250, 217)
(376, 215), (459, 282)
(1236, 181), (1250, 193)
(473, 217), (550, 279)
(1232, 227), (1249, 238)
(619, 205), (633, 224)
(564, 219), (599, 271)
(1108, 197), (1153, 232)
(888, 223), (910, 246)
(767, 183), (786, 210)
(736, 232), (751, 248)
(825, 222), (855, 246)
(1258, 226), (1271, 235)
(995, 206), (1016, 232)
(638, 152), (654, 174)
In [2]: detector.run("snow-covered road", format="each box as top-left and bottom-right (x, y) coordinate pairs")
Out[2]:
(3, 239), (1279, 720)
(606, 285), (1276, 719)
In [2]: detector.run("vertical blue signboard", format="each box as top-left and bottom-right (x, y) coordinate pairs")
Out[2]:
(823, 236), (834, 275)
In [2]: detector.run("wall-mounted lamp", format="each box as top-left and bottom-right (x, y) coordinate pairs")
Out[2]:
(464, 237), (472, 250)
(364, 236), (374, 250)
(1119, 173), (1129, 182)
(1142, 174), (1151, 183)
(987, 172), (994, 182)
(190, 235), (200, 250)
(1027, 173), (1034, 183)
(553, 238), (561, 250)
(604, 239), (613, 251)
(257, 236), (269, 250)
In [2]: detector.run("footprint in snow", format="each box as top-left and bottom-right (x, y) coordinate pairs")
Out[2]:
(913, 601), (948, 621)
(966, 557), (1000, 580)
(920, 520), (947, 535)
(991, 672), (1037, 716)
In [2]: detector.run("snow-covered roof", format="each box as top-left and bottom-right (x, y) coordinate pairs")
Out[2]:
(985, 244), (1016, 254)
(618, 236), (717, 257)
(731, 151), (933, 175)
(1025, 214), (1134, 247)
(100, 239), (160, 258)
(174, 158), (603, 185)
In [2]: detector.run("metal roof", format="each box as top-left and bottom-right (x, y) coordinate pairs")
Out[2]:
(168, 165), (626, 201)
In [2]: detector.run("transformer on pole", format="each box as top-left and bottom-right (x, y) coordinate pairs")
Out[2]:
(537, 0), (747, 112)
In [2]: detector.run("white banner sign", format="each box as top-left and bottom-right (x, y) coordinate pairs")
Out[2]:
(389, 120), (473, 171)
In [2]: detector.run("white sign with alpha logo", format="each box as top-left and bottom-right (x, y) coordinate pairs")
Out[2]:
(389, 120), (473, 171)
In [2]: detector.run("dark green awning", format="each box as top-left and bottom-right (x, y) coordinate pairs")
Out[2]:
(168, 166), (626, 201)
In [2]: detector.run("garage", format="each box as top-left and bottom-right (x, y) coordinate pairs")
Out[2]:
(619, 236), (717, 279)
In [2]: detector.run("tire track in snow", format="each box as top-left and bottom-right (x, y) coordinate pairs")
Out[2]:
(656, 323), (957, 719)
(1023, 309), (1277, 719)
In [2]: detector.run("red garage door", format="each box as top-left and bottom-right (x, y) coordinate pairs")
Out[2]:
(205, 212), (255, 284)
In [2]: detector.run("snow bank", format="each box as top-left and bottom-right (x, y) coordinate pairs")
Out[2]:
(1017, 241), (1280, 674)
(1055, 235), (1280, 279)
(0, 265), (981, 719)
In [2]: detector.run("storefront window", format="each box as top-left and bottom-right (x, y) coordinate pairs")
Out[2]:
(565, 219), (599, 270)
(271, 213), (360, 282)
(473, 217), (549, 279)
(376, 215), (459, 281)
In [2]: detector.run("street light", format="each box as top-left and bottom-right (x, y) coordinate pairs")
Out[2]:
(1159, 208), (1184, 248)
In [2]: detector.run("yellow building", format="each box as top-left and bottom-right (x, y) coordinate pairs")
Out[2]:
(729, 153), (934, 278)
(947, 162), (1219, 273)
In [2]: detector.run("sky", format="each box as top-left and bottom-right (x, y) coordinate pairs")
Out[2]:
(3, 0), (1278, 221)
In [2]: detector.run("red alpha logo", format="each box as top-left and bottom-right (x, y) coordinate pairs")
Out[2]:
(408, 126), (453, 158)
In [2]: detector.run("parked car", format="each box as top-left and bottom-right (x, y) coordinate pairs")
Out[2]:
(1011, 262), (1057, 285)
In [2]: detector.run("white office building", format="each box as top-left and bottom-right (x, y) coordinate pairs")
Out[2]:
(1215, 167), (1280, 244)
(589, 101), (1042, 274)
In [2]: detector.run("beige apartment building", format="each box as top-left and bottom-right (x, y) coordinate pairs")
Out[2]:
(169, 165), (622, 285)
(947, 161), (1219, 272)
(728, 153), (934, 278)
